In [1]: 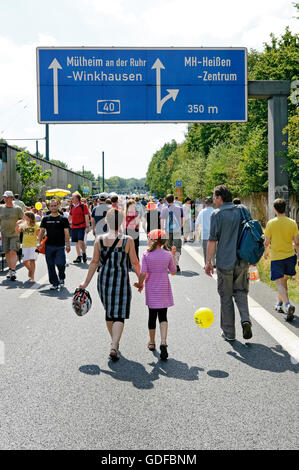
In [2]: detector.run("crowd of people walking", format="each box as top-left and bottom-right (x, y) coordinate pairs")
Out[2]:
(0, 186), (298, 362)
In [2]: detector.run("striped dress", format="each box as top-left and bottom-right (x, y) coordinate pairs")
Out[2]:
(97, 235), (132, 319)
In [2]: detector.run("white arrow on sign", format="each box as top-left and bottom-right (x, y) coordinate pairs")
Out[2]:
(151, 58), (179, 114)
(48, 58), (62, 115)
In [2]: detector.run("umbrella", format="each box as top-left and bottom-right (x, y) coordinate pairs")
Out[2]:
(45, 188), (71, 197)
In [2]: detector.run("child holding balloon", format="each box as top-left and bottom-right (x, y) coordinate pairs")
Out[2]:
(134, 229), (177, 360)
(16, 211), (40, 282)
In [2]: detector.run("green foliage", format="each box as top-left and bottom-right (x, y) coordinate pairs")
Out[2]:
(283, 108), (299, 192)
(50, 159), (68, 169)
(15, 150), (52, 205)
(145, 140), (177, 197)
(102, 176), (146, 194)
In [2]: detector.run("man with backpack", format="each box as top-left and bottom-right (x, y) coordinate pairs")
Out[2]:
(160, 194), (183, 272)
(69, 192), (90, 263)
(205, 185), (253, 341)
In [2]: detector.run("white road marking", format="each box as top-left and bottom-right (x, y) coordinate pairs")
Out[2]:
(19, 274), (49, 299)
(183, 244), (299, 363)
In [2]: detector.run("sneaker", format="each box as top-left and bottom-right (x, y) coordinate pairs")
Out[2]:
(59, 279), (65, 286)
(73, 256), (82, 263)
(6, 270), (12, 279)
(242, 322), (253, 340)
(285, 304), (295, 322)
(160, 344), (168, 360)
(10, 271), (16, 281)
(275, 303), (284, 314)
(82, 253), (87, 263)
(50, 285), (59, 290)
(221, 332), (235, 342)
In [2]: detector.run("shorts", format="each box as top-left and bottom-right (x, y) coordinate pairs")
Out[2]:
(22, 246), (38, 261)
(1, 235), (20, 253)
(271, 255), (297, 281)
(71, 227), (85, 242)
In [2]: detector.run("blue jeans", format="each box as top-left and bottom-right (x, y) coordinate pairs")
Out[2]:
(45, 245), (66, 286)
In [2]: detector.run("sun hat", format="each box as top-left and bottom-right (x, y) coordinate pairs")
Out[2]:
(3, 190), (14, 197)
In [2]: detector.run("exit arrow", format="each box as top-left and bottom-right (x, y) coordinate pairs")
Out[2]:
(48, 58), (62, 115)
(151, 58), (179, 114)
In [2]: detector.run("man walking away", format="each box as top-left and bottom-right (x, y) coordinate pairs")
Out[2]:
(195, 196), (215, 264)
(91, 192), (110, 237)
(264, 198), (299, 321)
(38, 199), (70, 290)
(160, 194), (183, 272)
(205, 185), (253, 341)
(0, 191), (24, 281)
(13, 194), (25, 212)
(69, 193), (90, 263)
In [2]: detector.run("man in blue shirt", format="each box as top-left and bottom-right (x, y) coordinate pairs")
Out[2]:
(205, 185), (252, 342)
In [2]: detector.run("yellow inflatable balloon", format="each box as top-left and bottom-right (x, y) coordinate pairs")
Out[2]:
(67, 184), (72, 188)
(35, 202), (42, 210)
(194, 308), (214, 328)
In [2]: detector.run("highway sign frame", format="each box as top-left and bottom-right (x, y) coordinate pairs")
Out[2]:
(37, 47), (248, 124)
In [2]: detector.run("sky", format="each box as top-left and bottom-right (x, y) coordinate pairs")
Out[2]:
(0, 0), (297, 179)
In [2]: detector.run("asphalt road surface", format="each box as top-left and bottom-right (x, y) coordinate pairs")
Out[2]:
(0, 233), (298, 450)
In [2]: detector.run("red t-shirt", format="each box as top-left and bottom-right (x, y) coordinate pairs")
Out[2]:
(70, 204), (89, 229)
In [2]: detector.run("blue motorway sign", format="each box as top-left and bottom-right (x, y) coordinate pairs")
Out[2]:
(37, 47), (247, 123)
(175, 180), (183, 187)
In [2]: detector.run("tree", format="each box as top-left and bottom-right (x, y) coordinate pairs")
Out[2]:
(15, 151), (52, 205)
(76, 169), (95, 180)
(50, 159), (68, 169)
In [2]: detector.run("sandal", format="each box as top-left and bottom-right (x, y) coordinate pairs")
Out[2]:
(160, 344), (168, 361)
(109, 348), (120, 362)
(148, 343), (156, 351)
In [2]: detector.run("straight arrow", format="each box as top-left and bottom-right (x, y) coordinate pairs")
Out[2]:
(48, 58), (62, 115)
(151, 58), (165, 114)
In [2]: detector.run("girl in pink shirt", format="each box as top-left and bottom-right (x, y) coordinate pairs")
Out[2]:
(134, 229), (176, 360)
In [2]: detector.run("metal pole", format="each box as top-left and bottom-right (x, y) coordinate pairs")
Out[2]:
(268, 95), (289, 218)
(36, 140), (39, 157)
(102, 151), (105, 192)
(45, 124), (49, 161)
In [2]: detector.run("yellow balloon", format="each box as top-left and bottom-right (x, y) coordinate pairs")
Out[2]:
(194, 308), (214, 328)
(68, 184), (72, 188)
(35, 202), (42, 210)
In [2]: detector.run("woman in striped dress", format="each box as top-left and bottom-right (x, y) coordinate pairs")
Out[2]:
(79, 208), (140, 361)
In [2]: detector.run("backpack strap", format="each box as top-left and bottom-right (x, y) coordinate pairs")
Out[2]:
(97, 235), (121, 272)
(239, 206), (251, 222)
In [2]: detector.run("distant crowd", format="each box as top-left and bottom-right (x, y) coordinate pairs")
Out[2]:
(0, 186), (298, 362)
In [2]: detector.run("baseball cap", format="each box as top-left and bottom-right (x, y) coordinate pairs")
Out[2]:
(3, 190), (14, 197)
(99, 192), (108, 201)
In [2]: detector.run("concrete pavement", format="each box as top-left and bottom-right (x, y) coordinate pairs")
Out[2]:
(0, 234), (298, 450)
